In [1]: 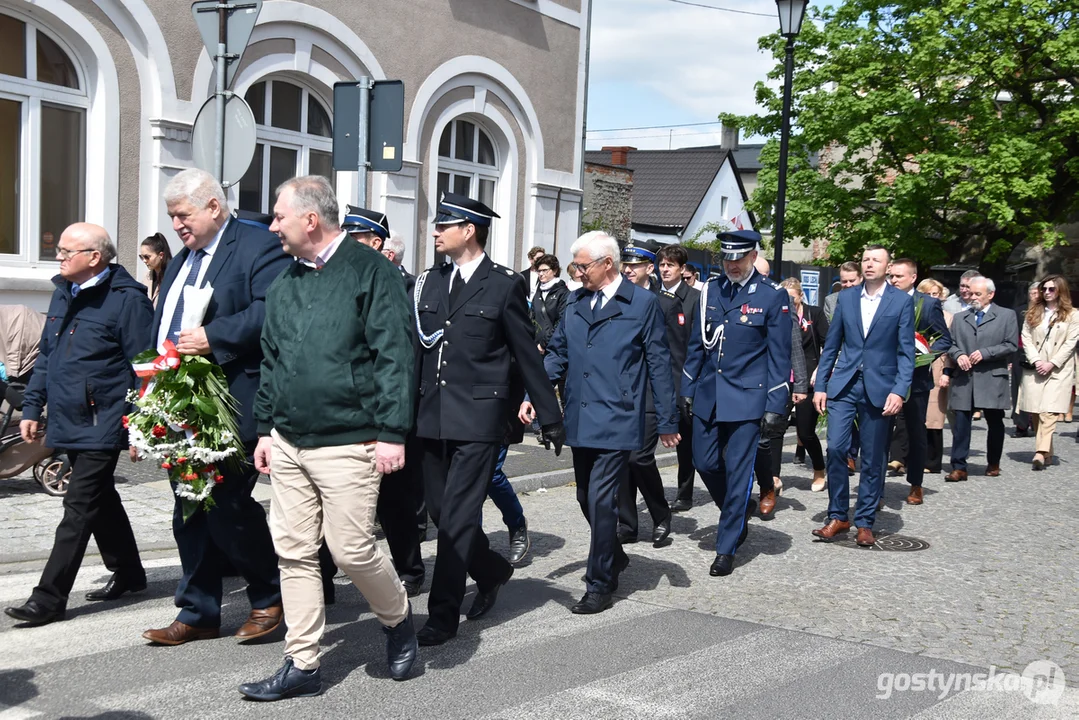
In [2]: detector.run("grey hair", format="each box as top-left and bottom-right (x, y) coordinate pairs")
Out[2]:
(69, 223), (116, 263)
(970, 276), (995, 293)
(384, 230), (405, 261)
(571, 231), (620, 271)
(276, 175), (340, 229)
(164, 168), (230, 212)
(960, 269), (982, 280)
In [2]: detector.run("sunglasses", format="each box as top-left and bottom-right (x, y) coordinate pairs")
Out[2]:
(1044, 286), (1058, 293)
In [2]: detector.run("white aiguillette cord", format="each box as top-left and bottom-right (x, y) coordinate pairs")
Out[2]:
(699, 278), (725, 352)
(414, 270), (446, 380)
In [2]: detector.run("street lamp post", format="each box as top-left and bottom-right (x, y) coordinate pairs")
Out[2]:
(772, 0), (807, 279)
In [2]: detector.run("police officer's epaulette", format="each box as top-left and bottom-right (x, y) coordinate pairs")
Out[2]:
(490, 262), (516, 277)
(760, 277), (782, 290)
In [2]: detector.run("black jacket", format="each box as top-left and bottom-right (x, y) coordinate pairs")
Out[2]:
(531, 280), (570, 349)
(414, 255), (562, 443)
(658, 281), (700, 394)
(795, 303), (829, 377)
(24, 266), (153, 450)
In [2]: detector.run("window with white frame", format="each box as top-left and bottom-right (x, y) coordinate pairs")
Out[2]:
(436, 118), (497, 208)
(238, 78), (334, 213)
(0, 13), (86, 263)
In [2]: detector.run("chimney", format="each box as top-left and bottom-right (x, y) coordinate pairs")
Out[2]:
(601, 145), (636, 166)
(720, 125), (739, 151)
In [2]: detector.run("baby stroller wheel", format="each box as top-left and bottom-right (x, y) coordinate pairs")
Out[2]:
(37, 455), (71, 496)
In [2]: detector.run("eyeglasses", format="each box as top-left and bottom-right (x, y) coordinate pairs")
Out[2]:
(536, 267), (553, 274)
(56, 247), (94, 260)
(1043, 286), (1057, 293)
(576, 257), (608, 273)
(139, 253), (155, 261)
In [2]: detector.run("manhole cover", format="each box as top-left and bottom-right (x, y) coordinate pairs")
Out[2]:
(831, 533), (930, 551)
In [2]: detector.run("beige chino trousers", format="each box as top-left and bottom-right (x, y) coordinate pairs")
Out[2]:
(1032, 412), (1061, 458)
(268, 429), (408, 670)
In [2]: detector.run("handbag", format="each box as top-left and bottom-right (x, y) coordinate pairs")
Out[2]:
(1022, 314), (1058, 370)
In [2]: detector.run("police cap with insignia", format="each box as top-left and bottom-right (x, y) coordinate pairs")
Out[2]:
(342, 205), (390, 240)
(620, 244), (656, 265)
(433, 192), (500, 227)
(718, 229), (762, 260)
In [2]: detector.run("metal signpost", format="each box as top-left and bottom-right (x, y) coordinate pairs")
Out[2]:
(191, 0), (262, 185)
(333, 80), (404, 204)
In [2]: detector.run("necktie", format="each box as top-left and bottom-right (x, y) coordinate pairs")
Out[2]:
(166, 249), (207, 342)
(449, 270), (463, 308)
(727, 282), (739, 300)
(593, 291), (605, 311)
(975, 310), (984, 325)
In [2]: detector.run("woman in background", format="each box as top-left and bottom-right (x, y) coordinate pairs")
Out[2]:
(918, 278), (953, 473)
(780, 278), (829, 491)
(139, 233), (172, 308)
(531, 254), (570, 352)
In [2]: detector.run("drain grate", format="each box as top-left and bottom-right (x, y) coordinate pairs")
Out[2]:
(831, 533), (930, 551)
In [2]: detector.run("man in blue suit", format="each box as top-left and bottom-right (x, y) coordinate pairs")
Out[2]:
(536, 231), (679, 615)
(142, 168), (290, 646)
(680, 231), (792, 578)
(813, 245), (915, 547)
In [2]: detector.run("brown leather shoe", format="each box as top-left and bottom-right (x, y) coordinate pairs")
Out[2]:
(985, 465), (1001, 477)
(905, 486), (924, 505)
(847, 458), (856, 475)
(759, 489), (777, 519)
(812, 519), (851, 540)
(945, 469), (968, 482)
(856, 527), (876, 547)
(143, 620), (219, 646)
(235, 605), (284, 640)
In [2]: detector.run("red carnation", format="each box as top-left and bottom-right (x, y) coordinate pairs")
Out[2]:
(152, 425), (167, 438)
(214, 474), (225, 484)
(206, 464), (216, 473)
(161, 462), (172, 470)
(176, 456), (188, 464)
(184, 473), (198, 481)
(122, 415), (129, 428)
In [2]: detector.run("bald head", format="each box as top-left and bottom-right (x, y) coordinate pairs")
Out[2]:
(754, 255), (770, 277)
(65, 223), (115, 260)
(58, 222), (115, 283)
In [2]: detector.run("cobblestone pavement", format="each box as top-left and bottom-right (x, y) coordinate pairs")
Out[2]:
(0, 420), (1076, 718)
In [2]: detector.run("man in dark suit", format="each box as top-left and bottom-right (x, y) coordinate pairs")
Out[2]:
(382, 230), (416, 294)
(813, 245), (915, 547)
(412, 193), (563, 646)
(656, 245), (700, 513)
(885, 259), (951, 505)
(536, 231), (679, 614)
(680, 231), (792, 577)
(142, 169), (289, 646)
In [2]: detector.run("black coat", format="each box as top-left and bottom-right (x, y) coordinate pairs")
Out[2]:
(794, 302), (829, 376)
(414, 255), (562, 443)
(531, 280), (570, 349)
(658, 281), (700, 394)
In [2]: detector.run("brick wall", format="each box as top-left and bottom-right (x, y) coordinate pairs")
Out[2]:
(583, 163), (633, 242)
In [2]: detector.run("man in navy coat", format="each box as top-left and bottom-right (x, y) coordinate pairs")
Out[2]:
(680, 231), (792, 578)
(813, 245), (915, 547)
(538, 231), (679, 615)
(142, 168), (290, 646)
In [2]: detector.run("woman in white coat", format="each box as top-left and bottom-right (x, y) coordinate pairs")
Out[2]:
(1018, 275), (1079, 470)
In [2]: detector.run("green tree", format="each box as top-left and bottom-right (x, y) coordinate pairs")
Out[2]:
(724, 0), (1079, 274)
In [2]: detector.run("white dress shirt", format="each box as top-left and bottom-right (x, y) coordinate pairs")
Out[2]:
(860, 282), (886, 338)
(662, 280), (683, 296)
(592, 275), (622, 310)
(451, 253), (487, 288)
(156, 220), (227, 348)
(298, 232), (347, 269)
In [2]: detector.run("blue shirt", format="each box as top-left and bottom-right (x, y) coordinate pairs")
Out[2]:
(71, 266), (112, 297)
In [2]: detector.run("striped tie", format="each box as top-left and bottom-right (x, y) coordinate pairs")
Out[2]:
(166, 249), (206, 342)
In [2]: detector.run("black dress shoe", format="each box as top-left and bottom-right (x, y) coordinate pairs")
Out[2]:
(508, 520), (531, 565)
(416, 624), (456, 646)
(239, 657), (322, 701)
(709, 554), (735, 577)
(651, 514), (671, 547)
(466, 567), (513, 621)
(616, 529), (638, 544)
(401, 579), (423, 598)
(670, 499), (692, 513)
(5, 599), (65, 626)
(383, 603), (417, 681)
(85, 573), (147, 601)
(571, 591), (613, 614)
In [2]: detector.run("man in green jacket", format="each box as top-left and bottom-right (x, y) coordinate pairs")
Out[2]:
(240, 176), (417, 701)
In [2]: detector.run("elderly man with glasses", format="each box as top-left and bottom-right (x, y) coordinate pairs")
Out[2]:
(5, 223), (153, 627)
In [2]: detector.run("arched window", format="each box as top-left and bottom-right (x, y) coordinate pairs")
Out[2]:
(238, 78), (333, 213)
(436, 118), (497, 208)
(0, 13), (86, 262)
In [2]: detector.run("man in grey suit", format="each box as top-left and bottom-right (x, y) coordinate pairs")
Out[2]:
(945, 277), (1018, 481)
(942, 270), (982, 315)
(822, 262), (862, 321)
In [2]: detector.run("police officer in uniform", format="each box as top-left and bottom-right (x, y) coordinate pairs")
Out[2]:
(617, 244), (673, 547)
(412, 193), (564, 646)
(680, 230), (792, 577)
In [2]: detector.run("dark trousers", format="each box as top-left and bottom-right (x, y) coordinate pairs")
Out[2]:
(755, 397), (792, 490)
(825, 375), (889, 529)
(31, 449), (144, 612)
(571, 447), (630, 594)
(693, 415), (759, 556)
(887, 392), (930, 487)
(485, 444), (525, 532)
(793, 394), (826, 470)
(674, 415), (696, 504)
(421, 439), (511, 634)
(173, 449), (280, 628)
(618, 411), (669, 536)
(950, 408), (1006, 471)
(378, 442), (426, 585)
(926, 429), (944, 473)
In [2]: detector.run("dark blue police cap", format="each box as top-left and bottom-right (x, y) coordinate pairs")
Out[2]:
(621, 244), (656, 264)
(433, 193), (500, 227)
(342, 206), (390, 240)
(718, 230), (762, 260)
